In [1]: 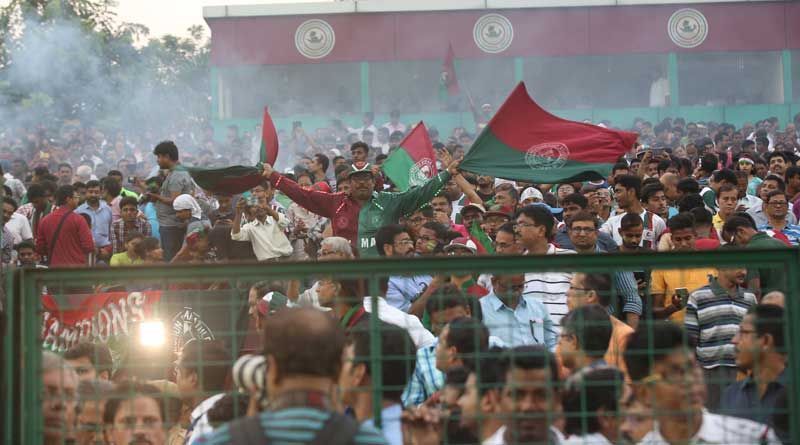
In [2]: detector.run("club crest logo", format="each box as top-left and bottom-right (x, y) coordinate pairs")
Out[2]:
(525, 143), (570, 170)
(408, 158), (435, 188)
(172, 307), (215, 353)
(473, 13), (513, 54)
(667, 8), (708, 48)
(295, 19), (335, 59)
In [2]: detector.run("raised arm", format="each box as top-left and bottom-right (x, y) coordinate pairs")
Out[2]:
(393, 150), (456, 216)
(262, 164), (338, 218)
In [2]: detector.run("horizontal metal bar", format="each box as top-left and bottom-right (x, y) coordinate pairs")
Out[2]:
(24, 248), (798, 284)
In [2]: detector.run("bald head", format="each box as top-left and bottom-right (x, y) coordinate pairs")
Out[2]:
(262, 308), (346, 381)
(660, 172), (680, 201)
(762, 291), (785, 308)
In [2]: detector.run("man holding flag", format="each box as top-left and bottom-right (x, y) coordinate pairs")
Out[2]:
(260, 151), (459, 258)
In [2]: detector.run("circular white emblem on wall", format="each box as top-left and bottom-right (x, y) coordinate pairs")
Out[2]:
(525, 143), (570, 170)
(667, 8), (708, 48)
(473, 13), (513, 54)
(295, 19), (335, 59)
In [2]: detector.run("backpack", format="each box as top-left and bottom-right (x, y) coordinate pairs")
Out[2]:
(228, 411), (359, 445)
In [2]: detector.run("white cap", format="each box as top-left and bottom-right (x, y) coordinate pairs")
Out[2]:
(520, 187), (544, 203)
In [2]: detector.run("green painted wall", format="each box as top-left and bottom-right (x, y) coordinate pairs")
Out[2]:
(212, 103), (800, 143)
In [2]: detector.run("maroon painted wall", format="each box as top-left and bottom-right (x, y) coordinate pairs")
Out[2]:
(208, 2), (799, 66)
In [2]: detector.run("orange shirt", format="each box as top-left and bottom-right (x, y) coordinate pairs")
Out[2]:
(649, 268), (716, 323)
(605, 315), (634, 377)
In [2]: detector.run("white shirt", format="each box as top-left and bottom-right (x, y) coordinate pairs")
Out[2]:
(230, 213), (292, 261)
(562, 432), (613, 445)
(483, 425), (565, 444)
(383, 122), (407, 135)
(640, 410), (779, 444)
(649, 77), (670, 107)
(362, 296), (436, 349)
(523, 244), (575, 332)
(5, 211), (32, 245)
(600, 210), (666, 248)
(185, 393), (225, 444)
(737, 195), (762, 213)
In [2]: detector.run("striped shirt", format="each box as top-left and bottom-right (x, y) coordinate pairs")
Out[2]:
(758, 223), (800, 246)
(194, 407), (388, 445)
(401, 340), (443, 407)
(523, 244), (575, 332)
(684, 279), (756, 369)
(640, 410), (778, 445)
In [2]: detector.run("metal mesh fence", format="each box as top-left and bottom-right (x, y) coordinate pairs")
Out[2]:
(3, 248), (799, 444)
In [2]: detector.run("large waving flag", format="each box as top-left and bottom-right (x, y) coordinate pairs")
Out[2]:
(460, 83), (638, 183)
(189, 107), (278, 194)
(381, 122), (438, 191)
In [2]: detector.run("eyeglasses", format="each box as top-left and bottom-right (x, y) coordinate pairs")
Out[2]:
(515, 222), (538, 229)
(569, 227), (596, 233)
(768, 201), (788, 207)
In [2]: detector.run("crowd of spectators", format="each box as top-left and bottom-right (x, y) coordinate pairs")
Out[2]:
(10, 110), (800, 444)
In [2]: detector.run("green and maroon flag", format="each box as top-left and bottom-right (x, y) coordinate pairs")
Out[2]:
(189, 107), (279, 194)
(439, 42), (460, 101)
(381, 121), (438, 191)
(460, 82), (638, 183)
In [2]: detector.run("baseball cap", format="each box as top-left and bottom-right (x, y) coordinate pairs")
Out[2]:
(484, 204), (514, 219)
(347, 161), (374, 178)
(443, 237), (478, 254)
(257, 291), (293, 316)
(460, 203), (486, 215)
(530, 202), (563, 215)
(520, 187), (544, 203)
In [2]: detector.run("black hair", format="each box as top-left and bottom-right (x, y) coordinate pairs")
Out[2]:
(763, 174), (786, 192)
(624, 321), (692, 381)
(615, 175), (643, 198)
(421, 221), (449, 242)
(749, 304), (785, 350)
(677, 178), (700, 195)
(207, 393), (250, 427)
(3, 196), (18, 211)
(611, 162), (629, 175)
(785, 165), (800, 180)
(699, 154), (718, 174)
(351, 320), (416, 402)
(64, 342), (113, 375)
(375, 224), (409, 257)
(103, 381), (165, 425)
(26, 183), (46, 201)
(178, 340), (231, 393)
(581, 273), (612, 307)
(445, 366), (470, 387)
(497, 221), (516, 236)
(640, 183), (665, 203)
(85, 179), (101, 189)
(119, 196), (138, 209)
(677, 194), (705, 213)
(426, 284), (470, 315)
(517, 205), (555, 238)
(712, 169), (737, 185)
(14, 239), (35, 252)
(561, 193), (588, 209)
(153, 141), (179, 161)
(667, 212), (695, 232)
(104, 178), (122, 198)
(504, 345), (560, 388)
(567, 210), (599, 229)
(54, 185), (75, 206)
(563, 367), (625, 436)
(619, 213), (643, 230)
(561, 305), (612, 358)
(444, 317), (489, 371)
(107, 170), (123, 178)
(494, 183), (519, 203)
(313, 153), (330, 172)
(350, 141), (369, 154)
(689, 207), (713, 227)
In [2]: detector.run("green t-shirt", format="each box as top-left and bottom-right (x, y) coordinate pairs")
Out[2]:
(109, 252), (143, 267)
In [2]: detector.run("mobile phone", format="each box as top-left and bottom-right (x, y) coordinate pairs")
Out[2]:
(675, 288), (689, 307)
(128, 176), (136, 185)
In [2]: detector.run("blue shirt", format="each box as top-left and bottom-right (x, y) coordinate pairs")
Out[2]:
(141, 202), (160, 241)
(386, 275), (432, 312)
(402, 340), (443, 407)
(76, 201), (113, 248)
(362, 403), (403, 445)
(758, 223), (800, 246)
(480, 291), (557, 350)
(720, 367), (788, 425)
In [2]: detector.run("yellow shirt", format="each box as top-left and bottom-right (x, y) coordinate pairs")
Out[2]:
(649, 268), (716, 323)
(712, 214), (725, 232)
(109, 252), (144, 267)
